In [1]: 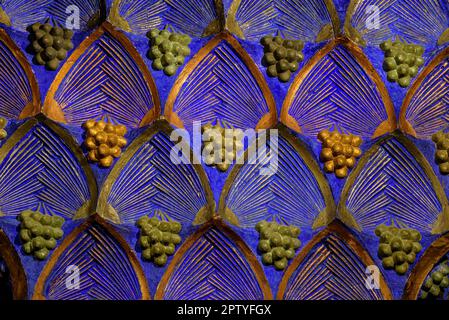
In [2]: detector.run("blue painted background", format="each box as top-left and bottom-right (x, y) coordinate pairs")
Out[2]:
(0, 0), (448, 300)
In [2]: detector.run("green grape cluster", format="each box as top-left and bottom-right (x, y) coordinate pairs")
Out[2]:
(0, 117), (7, 140)
(17, 210), (65, 260)
(419, 262), (449, 299)
(431, 130), (449, 174)
(375, 223), (422, 275)
(380, 38), (424, 88)
(255, 220), (301, 271)
(260, 34), (304, 83)
(136, 216), (182, 266)
(147, 27), (191, 76)
(28, 21), (74, 71)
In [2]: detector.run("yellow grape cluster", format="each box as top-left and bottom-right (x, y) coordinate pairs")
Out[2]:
(201, 123), (244, 172)
(317, 129), (362, 178)
(83, 119), (127, 167)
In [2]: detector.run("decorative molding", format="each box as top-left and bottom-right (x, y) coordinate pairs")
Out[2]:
(108, 0), (225, 37)
(0, 0), (104, 32)
(345, 0), (449, 46)
(400, 45), (449, 139)
(404, 232), (449, 300)
(277, 221), (393, 300)
(0, 229), (27, 300)
(32, 214), (150, 300)
(0, 28), (40, 119)
(280, 37), (396, 139)
(0, 115), (97, 219)
(218, 124), (335, 229)
(97, 119), (215, 225)
(165, 31), (277, 132)
(338, 132), (449, 234)
(226, 0), (340, 42)
(43, 21), (160, 128)
(155, 218), (272, 300)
